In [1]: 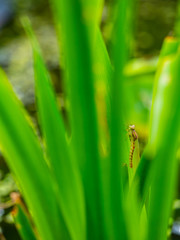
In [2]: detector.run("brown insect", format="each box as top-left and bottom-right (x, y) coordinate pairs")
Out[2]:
(128, 125), (138, 168)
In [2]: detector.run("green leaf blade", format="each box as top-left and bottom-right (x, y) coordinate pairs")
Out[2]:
(22, 18), (86, 240)
(146, 41), (180, 240)
(50, 0), (107, 238)
(0, 69), (62, 240)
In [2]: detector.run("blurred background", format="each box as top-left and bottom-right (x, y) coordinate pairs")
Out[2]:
(0, 0), (179, 239)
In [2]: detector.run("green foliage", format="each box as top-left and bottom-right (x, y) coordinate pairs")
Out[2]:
(11, 192), (37, 240)
(0, 0), (179, 240)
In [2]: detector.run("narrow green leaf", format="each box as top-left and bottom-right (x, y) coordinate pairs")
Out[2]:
(92, 27), (112, 165)
(94, 27), (113, 86)
(11, 193), (37, 240)
(22, 18), (86, 240)
(132, 37), (180, 210)
(146, 42), (180, 240)
(0, 69), (62, 240)
(109, 0), (134, 239)
(50, 0), (106, 238)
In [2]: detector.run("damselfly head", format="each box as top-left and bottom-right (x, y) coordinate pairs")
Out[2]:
(129, 124), (135, 131)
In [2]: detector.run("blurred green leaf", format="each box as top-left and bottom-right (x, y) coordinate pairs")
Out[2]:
(11, 193), (37, 240)
(0, 69), (62, 240)
(133, 37), (180, 210)
(108, 0), (135, 239)
(22, 18), (86, 240)
(146, 39), (180, 240)
(50, 0), (107, 238)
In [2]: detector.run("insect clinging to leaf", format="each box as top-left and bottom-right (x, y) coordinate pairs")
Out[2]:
(128, 125), (138, 168)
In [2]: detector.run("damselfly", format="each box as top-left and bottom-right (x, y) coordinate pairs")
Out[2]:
(128, 125), (138, 168)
